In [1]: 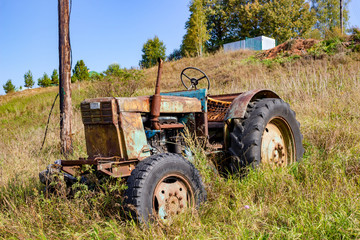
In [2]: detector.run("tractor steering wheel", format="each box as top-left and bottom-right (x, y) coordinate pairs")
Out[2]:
(180, 67), (210, 90)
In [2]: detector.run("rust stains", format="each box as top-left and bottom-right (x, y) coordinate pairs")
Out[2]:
(116, 95), (202, 113)
(224, 89), (280, 121)
(119, 112), (150, 160)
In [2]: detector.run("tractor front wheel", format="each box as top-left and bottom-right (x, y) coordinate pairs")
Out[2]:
(124, 153), (206, 222)
(227, 98), (304, 171)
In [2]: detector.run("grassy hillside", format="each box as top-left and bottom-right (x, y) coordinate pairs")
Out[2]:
(1, 50), (360, 239)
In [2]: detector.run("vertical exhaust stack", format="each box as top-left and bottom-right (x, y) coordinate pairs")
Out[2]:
(150, 58), (163, 130)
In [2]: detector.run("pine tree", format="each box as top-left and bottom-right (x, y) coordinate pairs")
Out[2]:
(38, 73), (52, 87)
(181, 0), (209, 57)
(139, 36), (166, 69)
(24, 70), (34, 89)
(51, 69), (59, 85)
(3, 79), (16, 94)
(72, 60), (89, 82)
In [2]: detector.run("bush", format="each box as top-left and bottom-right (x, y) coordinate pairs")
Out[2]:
(88, 64), (144, 98)
(324, 27), (347, 41)
(308, 38), (345, 57)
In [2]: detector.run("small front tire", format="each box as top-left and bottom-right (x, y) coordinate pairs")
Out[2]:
(124, 153), (206, 222)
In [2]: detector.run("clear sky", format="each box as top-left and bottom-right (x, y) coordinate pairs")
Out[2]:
(0, 0), (359, 95)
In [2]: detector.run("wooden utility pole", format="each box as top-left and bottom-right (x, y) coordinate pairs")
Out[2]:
(58, 0), (73, 156)
(340, 0), (343, 34)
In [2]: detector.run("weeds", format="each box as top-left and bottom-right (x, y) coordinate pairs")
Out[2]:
(0, 50), (360, 238)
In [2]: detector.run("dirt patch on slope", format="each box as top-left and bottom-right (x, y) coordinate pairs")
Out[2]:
(260, 39), (320, 59)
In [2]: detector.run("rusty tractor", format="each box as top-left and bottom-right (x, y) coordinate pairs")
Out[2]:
(40, 59), (304, 222)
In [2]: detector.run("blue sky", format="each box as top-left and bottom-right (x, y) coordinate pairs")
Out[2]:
(0, 0), (359, 95)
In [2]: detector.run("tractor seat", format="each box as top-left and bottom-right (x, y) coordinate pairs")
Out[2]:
(207, 97), (232, 122)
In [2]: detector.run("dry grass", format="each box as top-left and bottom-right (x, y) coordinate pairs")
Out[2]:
(0, 50), (360, 239)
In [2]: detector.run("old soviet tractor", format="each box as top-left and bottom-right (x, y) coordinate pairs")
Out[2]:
(40, 59), (304, 222)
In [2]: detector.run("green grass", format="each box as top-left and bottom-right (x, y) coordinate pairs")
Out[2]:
(0, 50), (360, 239)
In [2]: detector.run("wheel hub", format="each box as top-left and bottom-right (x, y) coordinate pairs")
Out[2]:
(153, 174), (193, 220)
(261, 118), (294, 167)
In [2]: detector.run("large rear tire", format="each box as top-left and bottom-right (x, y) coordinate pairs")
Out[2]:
(124, 153), (206, 222)
(227, 98), (304, 171)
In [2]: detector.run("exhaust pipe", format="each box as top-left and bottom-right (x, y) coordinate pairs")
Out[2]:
(150, 58), (163, 130)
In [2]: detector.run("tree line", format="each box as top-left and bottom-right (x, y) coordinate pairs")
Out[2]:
(2, 60), (143, 94)
(3, 60), (90, 94)
(140, 0), (351, 68)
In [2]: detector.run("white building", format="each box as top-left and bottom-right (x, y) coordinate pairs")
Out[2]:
(223, 36), (276, 52)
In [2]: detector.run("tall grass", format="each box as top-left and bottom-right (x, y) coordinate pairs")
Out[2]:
(0, 50), (360, 239)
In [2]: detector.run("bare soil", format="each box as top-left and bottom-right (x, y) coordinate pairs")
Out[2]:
(260, 39), (320, 59)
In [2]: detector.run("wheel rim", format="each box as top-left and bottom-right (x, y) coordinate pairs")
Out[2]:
(153, 173), (194, 220)
(261, 117), (296, 167)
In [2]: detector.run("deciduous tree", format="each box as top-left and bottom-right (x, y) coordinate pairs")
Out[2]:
(181, 0), (209, 56)
(310, 0), (350, 37)
(205, 0), (316, 46)
(139, 36), (166, 69)
(230, 0), (316, 43)
(205, 0), (233, 52)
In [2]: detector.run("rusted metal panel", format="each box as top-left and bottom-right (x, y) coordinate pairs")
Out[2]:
(84, 124), (122, 158)
(119, 112), (150, 159)
(81, 98), (117, 125)
(116, 95), (202, 113)
(82, 98), (124, 158)
(62, 166), (78, 176)
(161, 89), (208, 112)
(160, 96), (202, 113)
(224, 89), (280, 121)
(207, 98), (232, 122)
(97, 161), (138, 178)
(117, 96), (150, 112)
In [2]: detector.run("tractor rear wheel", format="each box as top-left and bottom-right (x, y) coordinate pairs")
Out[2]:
(227, 98), (304, 171)
(124, 153), (206, 222)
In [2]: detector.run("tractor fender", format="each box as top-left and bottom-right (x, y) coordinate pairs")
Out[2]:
(223, 89), (280, 150)
(224, 89), (280, 121)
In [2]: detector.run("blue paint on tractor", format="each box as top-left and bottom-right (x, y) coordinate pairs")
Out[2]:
(145, 130), (161, 139)
(161, 89), (208, 112)
(179, 113), (193, 125)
